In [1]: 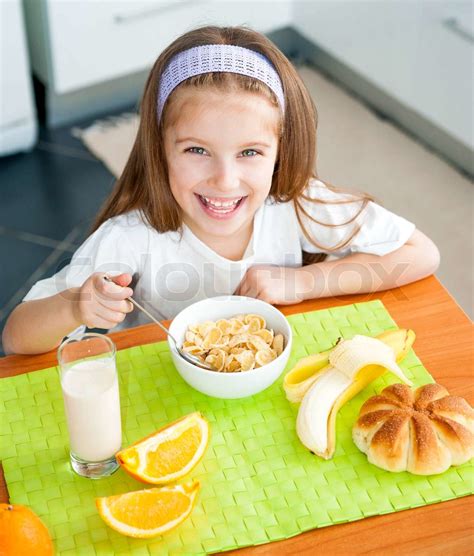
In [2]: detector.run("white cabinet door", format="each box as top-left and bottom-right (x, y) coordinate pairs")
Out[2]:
(0, 0), (37, 154)
(1, 0), (36, 127)
(45, 0), (292, 94)
(293, 1), (473, 150)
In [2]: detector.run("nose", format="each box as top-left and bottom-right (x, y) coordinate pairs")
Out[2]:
(208, 158), (240, 192)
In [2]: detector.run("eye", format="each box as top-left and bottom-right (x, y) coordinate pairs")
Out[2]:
(241, 149), (259, 157)
(186, 147), (207, 155)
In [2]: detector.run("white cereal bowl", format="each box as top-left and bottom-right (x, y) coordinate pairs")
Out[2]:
(168, 296), (293, 399)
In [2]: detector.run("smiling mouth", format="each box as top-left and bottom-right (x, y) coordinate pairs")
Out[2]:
(196, 194), (247, 213)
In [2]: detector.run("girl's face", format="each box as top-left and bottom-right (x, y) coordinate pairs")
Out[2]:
(164, 88), (280, 255)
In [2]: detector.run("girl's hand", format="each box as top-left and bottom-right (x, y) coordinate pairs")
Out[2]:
(234, 265), (311, 305)
(73, 273), (134, 329)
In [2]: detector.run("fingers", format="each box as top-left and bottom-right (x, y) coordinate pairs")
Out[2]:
(95, 275), (134, 325)
(235, 271), (273, 301)
(97, 297), (133, 314)
(77, 273), (134, 329)
(110, 273), (133, 288)
(234, 282), (245, 296)
(237, 282), (259, 299)
(241, 274), (261, 298)
(235, 276), (257, 299)
(93, 305), (127, 326)
(93, 273), (133, 301)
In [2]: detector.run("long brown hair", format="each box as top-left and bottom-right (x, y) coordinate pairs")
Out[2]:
(92, 25), (373, 264)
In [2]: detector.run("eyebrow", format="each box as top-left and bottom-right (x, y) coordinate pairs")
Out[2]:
(175, 137), (272, 148)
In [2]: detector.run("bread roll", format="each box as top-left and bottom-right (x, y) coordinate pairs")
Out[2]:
(352, 383), (474, 475)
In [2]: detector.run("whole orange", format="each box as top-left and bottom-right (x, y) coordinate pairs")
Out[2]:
(0, 504), (54, 556)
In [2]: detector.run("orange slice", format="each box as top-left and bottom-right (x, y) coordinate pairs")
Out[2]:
(116, 412), (209, 484)
(96, 481), (199, 538)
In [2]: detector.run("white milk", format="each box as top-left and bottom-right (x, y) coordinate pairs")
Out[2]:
(61, 358), (122, 462)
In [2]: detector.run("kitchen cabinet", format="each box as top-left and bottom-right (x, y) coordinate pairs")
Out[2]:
(293, 0), (473, 174)
(26, 0), (292, 94)
(0, 0), (37, 155)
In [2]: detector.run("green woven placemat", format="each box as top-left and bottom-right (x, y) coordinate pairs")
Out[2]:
(1, 300), (472, 555)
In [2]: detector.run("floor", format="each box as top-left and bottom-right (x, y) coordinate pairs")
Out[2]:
(1, 63), (472, 355)
(0, 115), (119, 354)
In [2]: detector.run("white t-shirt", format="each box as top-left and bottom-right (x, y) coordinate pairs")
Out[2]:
(23, 179), (415, 331)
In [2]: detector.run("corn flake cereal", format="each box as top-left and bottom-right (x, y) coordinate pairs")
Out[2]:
(272, 333), (284, 356)
(181, 313), (285, 372)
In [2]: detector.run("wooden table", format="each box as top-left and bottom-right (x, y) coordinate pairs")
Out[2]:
(1, 276), (473, 554)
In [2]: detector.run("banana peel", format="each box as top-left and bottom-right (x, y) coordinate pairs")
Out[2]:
(283, 349), (333, 403)
(285, 329), (415, 459)
(284, 329), (415, 402)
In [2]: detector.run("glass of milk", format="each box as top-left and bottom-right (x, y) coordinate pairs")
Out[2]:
(58, 333), (122, 478)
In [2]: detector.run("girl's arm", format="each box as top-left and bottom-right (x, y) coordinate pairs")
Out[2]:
(2, 289), (86, 355)
(299, 228), (440, 299)
(235, 229), (440, 303)
(2, 273), (133, 355)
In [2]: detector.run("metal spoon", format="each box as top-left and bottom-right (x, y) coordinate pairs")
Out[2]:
(103, 276), (214, 370)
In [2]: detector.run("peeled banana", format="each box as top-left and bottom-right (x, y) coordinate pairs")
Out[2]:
(284, 329), (415, 459)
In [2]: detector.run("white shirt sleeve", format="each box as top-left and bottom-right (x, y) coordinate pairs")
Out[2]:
(22, 214), (141, 302)
(297, 179), (415, 257)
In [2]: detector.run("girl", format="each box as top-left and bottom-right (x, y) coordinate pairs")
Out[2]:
(3, 25), (439, 355)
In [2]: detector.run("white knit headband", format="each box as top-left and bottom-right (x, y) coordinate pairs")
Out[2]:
(157, 44), (285, 121)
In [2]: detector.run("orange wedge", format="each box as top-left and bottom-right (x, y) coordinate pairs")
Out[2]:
(96, 481), (200, 538)
(116, 412), (210, 484)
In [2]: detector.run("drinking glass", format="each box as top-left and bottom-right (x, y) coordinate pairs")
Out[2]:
(57, 333), (122, 478)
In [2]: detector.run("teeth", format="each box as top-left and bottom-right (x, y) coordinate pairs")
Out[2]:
(201, 196), (242, 209)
